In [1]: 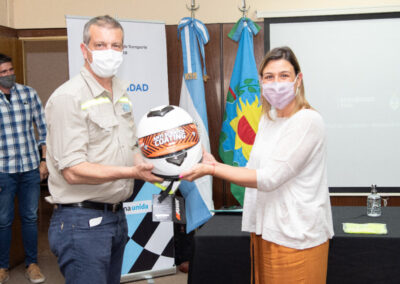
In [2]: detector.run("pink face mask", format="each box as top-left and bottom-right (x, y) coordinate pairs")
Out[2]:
(262, 75), (299, 110)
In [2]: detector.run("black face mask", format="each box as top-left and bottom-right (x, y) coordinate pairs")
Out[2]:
(0, 74), (16, 89)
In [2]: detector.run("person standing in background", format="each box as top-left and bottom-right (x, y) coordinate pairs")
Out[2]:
(181, 46), (334, 284)
(0, 53), (48, 284)
(45, 15), (162, 284)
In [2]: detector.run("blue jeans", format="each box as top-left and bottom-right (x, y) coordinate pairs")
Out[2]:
(48, 206), (128, 284)
(0, 169), (41, 268)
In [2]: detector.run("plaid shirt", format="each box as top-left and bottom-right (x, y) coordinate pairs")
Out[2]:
(0, 83), (46, 173)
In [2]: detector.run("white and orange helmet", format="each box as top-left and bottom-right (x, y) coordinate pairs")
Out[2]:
(136, 105), (202, 179)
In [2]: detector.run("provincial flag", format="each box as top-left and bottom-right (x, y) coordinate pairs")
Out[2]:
(218, 18), (262, 205)
(177, 17), (214, 233)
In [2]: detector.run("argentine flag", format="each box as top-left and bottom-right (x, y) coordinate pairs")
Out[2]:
(178, 17), (214, 233)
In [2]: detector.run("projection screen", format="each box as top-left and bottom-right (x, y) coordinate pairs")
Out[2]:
(264, 13), (400, 191)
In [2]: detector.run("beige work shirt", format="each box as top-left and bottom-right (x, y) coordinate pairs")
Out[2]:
(45, 67), (138, 204)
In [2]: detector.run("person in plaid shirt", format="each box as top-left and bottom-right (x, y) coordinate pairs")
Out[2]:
(0, 53), (47, 284)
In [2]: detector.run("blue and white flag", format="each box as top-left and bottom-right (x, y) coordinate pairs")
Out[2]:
(178, 17), (214, 233)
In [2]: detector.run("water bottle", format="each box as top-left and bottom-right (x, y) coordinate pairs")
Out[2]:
(367, 184), (381, 217)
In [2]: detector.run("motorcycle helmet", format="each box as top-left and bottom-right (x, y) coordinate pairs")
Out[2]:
(137, 105), (202, 179)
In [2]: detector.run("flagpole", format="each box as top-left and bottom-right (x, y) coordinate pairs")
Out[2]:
(187, 0), (199, 19)
(238, 0), (250, 18)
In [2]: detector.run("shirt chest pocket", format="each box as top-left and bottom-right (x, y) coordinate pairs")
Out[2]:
(87, 110), (119, 145)
(115, 102), (136, 150)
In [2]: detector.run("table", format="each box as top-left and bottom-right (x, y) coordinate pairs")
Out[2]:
(189, 207), (400, 284)
(328, 206), (400, 284)
(188, 212), (250, 284)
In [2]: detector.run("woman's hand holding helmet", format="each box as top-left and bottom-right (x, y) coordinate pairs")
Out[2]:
(179, 148), (217, 182)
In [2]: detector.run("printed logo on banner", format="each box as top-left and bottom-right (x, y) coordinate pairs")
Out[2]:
(127, 83), (149, 94)
(123, 43), (150, 96)
(124, 201), (152, 215)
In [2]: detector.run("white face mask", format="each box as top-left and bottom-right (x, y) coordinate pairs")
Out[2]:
(262, 75), (300, 110)
(85, 45), (123, 78)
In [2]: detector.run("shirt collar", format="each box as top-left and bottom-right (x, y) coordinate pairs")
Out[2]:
(0, 85), (14, 95)
(80, 66), (128, 102)
(111, 76), (129, 102)
(80, 66), (109, 99)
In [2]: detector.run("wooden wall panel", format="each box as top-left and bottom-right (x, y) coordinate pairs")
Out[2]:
(254, 22), (266, 74)
(0, 25), (17, 38)
(24, 40), (69, 107)
(221, 23), (239, 207)
(202, 24), (225, 208)
(17, 28), (66, 38)
(330, 196), (400, 207)
(165, 25), (182, 106)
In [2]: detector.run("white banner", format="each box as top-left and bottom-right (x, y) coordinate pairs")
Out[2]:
(66, 15), (169, 122)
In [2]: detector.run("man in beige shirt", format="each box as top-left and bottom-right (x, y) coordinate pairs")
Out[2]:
(45, 15), (162, 284)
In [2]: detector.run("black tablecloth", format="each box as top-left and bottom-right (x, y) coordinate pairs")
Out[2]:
(188, 213), (250, 284)
(327, 206), (400, 284)
(189, 207), (400, 284)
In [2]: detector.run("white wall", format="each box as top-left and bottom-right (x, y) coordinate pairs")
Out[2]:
(0, 0), (12, 27)
(3, 0), (400, 28)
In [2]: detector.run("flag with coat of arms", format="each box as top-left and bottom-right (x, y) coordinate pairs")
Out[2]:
(218, 18), (262, 206)
(177, 17), (214, 233)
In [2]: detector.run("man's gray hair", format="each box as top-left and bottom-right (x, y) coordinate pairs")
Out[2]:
(83, 15), (124, 45)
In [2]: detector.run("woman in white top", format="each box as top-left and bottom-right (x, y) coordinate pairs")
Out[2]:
(180, 46), (334, 284)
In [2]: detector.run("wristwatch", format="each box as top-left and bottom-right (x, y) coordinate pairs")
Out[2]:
(40, 157), (46, 162)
